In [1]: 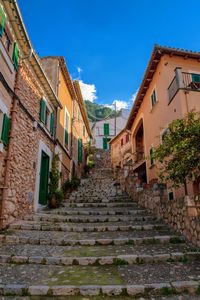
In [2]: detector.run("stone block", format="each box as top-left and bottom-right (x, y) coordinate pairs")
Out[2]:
(102, 285), (124, 296)
(51, 285), (78, 295)
(80, 285), (100, 296)
(28, 285), (49, 295)
(127, 285), (145, 295)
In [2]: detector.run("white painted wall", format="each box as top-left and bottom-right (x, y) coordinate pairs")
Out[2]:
(91, 109), (129, 149)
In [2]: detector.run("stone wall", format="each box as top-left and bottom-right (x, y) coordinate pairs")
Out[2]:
(2, 61), (55, 226)
(121, 172), (200, 247)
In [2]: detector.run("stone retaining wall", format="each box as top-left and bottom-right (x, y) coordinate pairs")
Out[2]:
(118, 171), (200, 247)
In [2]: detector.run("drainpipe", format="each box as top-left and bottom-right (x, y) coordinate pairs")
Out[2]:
(0, 68), (19, 229)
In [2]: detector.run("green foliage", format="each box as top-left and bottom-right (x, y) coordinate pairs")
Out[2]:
(153, 112), (200, 194)
(48, 154), (64, 207)
(84, 100), (120, 122)
(62, 176), (81, 193)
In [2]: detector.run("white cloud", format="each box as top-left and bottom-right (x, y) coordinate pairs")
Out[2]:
(77, 67), (82, 75)
(104, 100), (128, 110)
(79, 80), (97, 102)
(131, 89), (138, 103)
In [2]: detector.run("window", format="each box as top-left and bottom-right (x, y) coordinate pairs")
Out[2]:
(150, 147), (154, 166)
(126, 133), (129, 143)
(78, 108), (81, 122)
(83, 125), (85, 137)
(168, 191), (174, 200)
(0, 4), (6, 38)
(2, 28), (12, 53)
(121, 138), (123, 146)
(104, 123), (109, 136)
(39, 99), (54, 134)
(151, 89), (157, 108)
(1, 113), (10, 146)
(161, 128), (169, 143)
(78, 138), (83, 163)
(64, 109), (70, 147)
(12, 42), (19, 71)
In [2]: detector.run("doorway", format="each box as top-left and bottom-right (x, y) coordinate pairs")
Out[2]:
(39, 150), (50, 205)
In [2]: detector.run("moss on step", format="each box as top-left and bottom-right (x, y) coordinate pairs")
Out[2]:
(48, 266), (124, 286)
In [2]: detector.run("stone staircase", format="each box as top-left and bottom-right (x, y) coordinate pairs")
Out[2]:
(0, 151), (200, 299)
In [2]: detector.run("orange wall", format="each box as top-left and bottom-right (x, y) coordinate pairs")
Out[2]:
(130, 54), (200, 196)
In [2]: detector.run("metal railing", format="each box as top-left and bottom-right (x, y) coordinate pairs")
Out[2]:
(168, 72), (200, 103)
(133, 147), (145, 164)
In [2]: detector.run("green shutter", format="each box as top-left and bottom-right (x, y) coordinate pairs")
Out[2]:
(1, 114), (10, 146)
(64, 129), (68, 146)
(78, 138), (83, 163)
(192, 73), (200, 83)
(103, 137), (108, 150)
(150, 148), (154, 166)
(40, 99), (46, 123)
(50, 113), (54, 135)
(104, 123), (109, 136)
(12, 42), (19, 70)
(0, 4), (6, 37)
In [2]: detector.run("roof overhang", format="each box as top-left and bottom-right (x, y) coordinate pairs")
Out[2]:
(2, 0), (62, 108)
(73, 80), (93, 138)
(126, 45), (200, 129)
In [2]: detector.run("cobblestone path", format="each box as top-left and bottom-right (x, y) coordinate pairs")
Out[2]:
(0, 151), (200, 299)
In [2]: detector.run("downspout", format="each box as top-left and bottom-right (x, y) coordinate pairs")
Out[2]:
(0, 67), (19, 229)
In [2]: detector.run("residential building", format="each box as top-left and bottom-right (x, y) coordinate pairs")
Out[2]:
(121, 45), (200, 198)
(73, 80), (92, 178)
(91, 109), (129, 150)
(0, 0), (61, 227)
(41, 56), (75, 184)
(110, 129), (131, 169)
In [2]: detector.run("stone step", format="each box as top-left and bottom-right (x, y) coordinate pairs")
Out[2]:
(10, 220), (164, 232)
(22, 213), (156, 223)
(0, 242), (195, 258)
(43, 208), (146, 216)
(0, 264), (199, 297)
(63, 202), (138, 208)
(0, 233), (184, 246)
(0, 251), (199, 267)
(4, 228), (174, 240)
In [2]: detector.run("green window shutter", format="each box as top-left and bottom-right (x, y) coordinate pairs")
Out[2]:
(104, 123), (109, 136)
(40, 99), (46, 123)
(50, 113), (54, 136)
(192, 73), (200, 83)
(12, 42), (19, 70)
(150, 148), (154, 166)
(78, 138), (83, 163)
(103, 137), (108, 150)
(64, 129), (68, 146)
(0, 4), (6, 37)
(1, 114), (11, 146)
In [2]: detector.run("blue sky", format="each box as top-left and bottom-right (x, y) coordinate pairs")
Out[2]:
(18, 0), (200, 109)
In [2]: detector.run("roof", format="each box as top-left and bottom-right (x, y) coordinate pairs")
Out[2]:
(109, 128), (126, 145)
(73, 81), (93, 138)
(126, 45), (200, 129)
(2, 0), (62, 108)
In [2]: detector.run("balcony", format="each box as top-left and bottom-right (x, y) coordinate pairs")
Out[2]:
(132, 147), (145, 165)
(168, 70), (200, 103)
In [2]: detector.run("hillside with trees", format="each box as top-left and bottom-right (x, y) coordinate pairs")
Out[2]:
(84, 100), (120, 122)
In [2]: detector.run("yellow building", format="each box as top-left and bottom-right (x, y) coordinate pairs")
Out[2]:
(72, 80), (92, 178)
(41, 56), (76, 183)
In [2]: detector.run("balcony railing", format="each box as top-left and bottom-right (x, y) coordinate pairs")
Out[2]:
(168, 71), (200, 103)
(133, 147), (145, 164)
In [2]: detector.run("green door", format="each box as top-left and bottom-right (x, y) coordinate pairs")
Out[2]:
(39, 151), (50, 205)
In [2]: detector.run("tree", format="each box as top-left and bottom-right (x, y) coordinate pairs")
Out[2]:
(153, 112), (200, 195)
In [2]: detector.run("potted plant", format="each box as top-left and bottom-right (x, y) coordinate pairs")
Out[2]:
(48, 154), (64, 208)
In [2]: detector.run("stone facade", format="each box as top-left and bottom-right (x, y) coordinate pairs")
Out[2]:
(2, 60), (56, 226)
(117, 169), (200, 247)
